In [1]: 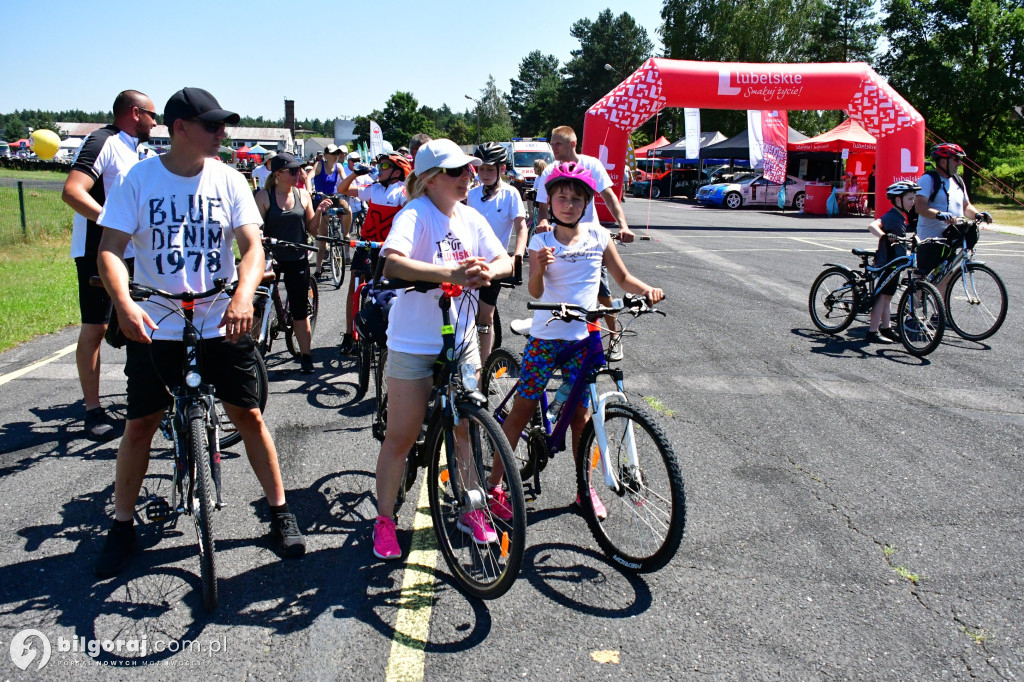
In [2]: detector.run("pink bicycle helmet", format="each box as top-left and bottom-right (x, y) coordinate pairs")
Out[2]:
(544, 162), (597, 202)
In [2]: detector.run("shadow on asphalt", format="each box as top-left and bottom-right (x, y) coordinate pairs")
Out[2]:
(0, 400), (122, 464)
(793, 327), (935, 365)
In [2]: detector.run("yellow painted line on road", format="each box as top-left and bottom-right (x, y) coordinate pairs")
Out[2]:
(385, 472), (439, 682)
(0, 343), (77, 387)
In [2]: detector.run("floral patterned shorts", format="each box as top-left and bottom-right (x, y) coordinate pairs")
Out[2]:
(516, 336), (590, 409)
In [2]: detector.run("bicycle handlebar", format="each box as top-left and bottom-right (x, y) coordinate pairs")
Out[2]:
(315, 235), (383, 249)
(263, 236), (317, 252)
(89, 275), (236, 302)
(528, 293), (665, 321)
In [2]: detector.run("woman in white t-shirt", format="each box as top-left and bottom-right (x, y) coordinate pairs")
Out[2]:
(370, 139), (512, 561)
(492, 162), (663, 519)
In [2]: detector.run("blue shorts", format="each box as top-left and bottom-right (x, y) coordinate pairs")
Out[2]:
(516, 336), (590, 408)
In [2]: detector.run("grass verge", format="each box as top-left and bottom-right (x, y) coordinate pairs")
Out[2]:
(974, 196), (1024, 229)
(0, 235), (78, 353)
(0, 168), (70, 182)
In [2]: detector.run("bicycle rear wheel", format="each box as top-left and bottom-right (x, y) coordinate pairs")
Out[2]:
(808, 267), (858, 333)
(373, 348), (388, 442)
(943, 263), (1007, 341)
(187, 415), (218, 610)
(426, 402), (526, 600)
(481, 348), (533, 479)
(217, 351), (268, 450)
(576, 403), (685, 573)
(355, 336), (372, 399)
(897, 280), (945, 356)
(492, 306), (502, 352)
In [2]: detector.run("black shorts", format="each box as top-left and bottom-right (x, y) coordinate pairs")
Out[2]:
(916, 242), (952, 278)
(479, 279), (502, 306)
(124, 335), (260, 420)
(76, 256), (134, 325)
(351, 246), (379, 278)
(277, 259), (311, 320)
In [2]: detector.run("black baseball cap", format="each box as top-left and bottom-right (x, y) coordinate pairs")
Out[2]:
(269, 152), (301, 173)
(163, 87), (240, 130)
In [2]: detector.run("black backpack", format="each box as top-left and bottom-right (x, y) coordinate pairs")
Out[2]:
(925, 169), (966, 204)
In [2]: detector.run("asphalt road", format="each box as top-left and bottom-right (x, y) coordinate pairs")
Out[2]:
(1, 199), (1022, 680)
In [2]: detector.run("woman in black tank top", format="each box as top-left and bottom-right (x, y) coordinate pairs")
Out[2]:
(255, 153), (333, 373)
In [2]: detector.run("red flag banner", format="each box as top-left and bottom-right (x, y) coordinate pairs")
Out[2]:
(761, 110), (788, 183)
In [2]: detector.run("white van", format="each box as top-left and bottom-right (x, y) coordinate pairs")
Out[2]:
(502, 138), (554, 195)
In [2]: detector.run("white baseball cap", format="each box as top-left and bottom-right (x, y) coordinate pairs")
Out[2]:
(415, 139), (482, 173)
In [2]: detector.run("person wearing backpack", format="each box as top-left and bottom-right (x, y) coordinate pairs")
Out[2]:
(913, 143), (993, 281)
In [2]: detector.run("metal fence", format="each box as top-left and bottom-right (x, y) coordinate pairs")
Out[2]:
(0, 178), (74, 247)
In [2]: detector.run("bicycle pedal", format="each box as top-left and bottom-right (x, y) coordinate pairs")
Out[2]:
(145, 497), (174, 522)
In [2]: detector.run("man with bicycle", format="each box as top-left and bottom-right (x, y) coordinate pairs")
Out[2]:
(914, 143), (993, 286)
(62, 89), (157, 441)
(93, 87), (306, 577)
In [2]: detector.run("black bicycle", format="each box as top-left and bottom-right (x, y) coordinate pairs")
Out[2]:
(250, 237), (320, 360)
(923, 218), (1008, 341)
(809, 236), (947, 356)
(375, 277), (527, 600)
(120, 278), (240, 611)
(324, 205), (349, 289)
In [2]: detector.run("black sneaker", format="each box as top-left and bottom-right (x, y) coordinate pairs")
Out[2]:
(84, 407), (119, 441)
(339, 334), (356, 356)
(863, 331), (892, 344)
(300, 354), (315, 374)
(270, 512), (306, 558)
(879, 327), (899, 341)
(94, 523), (137, 578)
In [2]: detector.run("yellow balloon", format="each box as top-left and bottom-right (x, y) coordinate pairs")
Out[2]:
(30, 129), (61, 160)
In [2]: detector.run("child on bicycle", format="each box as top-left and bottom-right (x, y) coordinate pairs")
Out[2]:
(864, 180), (921, 344)
(491, 162), (663, 520)
(371, 139), (512, 560)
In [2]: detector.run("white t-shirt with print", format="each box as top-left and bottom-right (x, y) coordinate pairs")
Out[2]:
(916, 172), (968, 241)
(467, 181), (526, 250)
(382, 197), (506, 355)
(528, 225), (610, 340)
(356, 181), (406, 207)
(98, 157), (262, 341)
(534, 154), (613, 225)
(344, 167), (372, 210)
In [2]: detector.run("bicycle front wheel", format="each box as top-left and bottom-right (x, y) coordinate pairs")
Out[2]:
(355, 337), (372, 399)
(809, 267), (858, 333)
(373, 348), (388, 442)
(492, 306), (502, 352)
(944, 263), (1007, 341)
(427, 402), (526, 600)
(217, 351), (268, 450)
(577, 403), (686, 573)
(481, 348), (534, 480)
(897, 280), (945, 356)
(187, 415), (218, 610)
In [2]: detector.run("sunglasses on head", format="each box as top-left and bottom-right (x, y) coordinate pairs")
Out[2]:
(190, 118), (225, 134)
(441, 164), (472, 178)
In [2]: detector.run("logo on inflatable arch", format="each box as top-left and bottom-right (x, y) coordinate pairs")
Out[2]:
(718, 67), (805, 102)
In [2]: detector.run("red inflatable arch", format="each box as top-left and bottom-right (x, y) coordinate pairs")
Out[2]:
(582, 59), (925, 219)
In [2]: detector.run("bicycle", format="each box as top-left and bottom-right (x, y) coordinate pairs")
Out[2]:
(481, 295), (686, 573)
(249, 237), (320, 360)
(808, 236), (947, 357)
(375, 276), (527, 600)
(922, 217), (1007, 341)
(115, 277), (240, 611)
(318, 235), (384, 398)
(323, 205), (349, 289)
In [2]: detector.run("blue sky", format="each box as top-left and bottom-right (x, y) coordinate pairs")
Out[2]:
(3, 1), (665, 122)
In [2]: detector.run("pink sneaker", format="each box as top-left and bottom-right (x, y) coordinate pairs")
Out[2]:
(488, 486), (514, 522)
(457, 510), (498, 545)
(576, 485), (608, 521)
(373, 516), (401, 560)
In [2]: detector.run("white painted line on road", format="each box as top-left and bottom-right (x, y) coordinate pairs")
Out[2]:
(0, 343), (77, 387)
(788, 237), (849, 251)
(384, 474), (438, 682)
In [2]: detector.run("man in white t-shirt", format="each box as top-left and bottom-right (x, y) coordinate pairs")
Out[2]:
(534, 125), (634, 360)
(93, 87), (306, 578)
(62, 89), (157, 441)
(467, 142), (527, 362)
(250, 151), (275, 190)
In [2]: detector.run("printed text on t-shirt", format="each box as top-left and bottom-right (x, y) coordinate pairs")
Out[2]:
(148, 194), (226, 275)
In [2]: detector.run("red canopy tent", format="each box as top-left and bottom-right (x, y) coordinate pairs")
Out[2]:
(634, 136), (670, 158)
(236, 145), (251, 159)
(788, 118), (876, 153)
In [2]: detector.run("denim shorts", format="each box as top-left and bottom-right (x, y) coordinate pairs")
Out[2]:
(516, 336), (590, 408)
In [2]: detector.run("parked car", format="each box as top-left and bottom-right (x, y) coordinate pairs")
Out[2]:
(630, 168), (703, 198)
(696, 174), (807, 211)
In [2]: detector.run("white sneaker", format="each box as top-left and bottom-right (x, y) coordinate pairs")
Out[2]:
(607, 334), (623, 362)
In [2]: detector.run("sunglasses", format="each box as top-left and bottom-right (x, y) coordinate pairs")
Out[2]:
(285, 167), (303, 176)
(190, 119), (226, 134)
(136, 106), (157, 119)
(441, 164), (473, 178)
